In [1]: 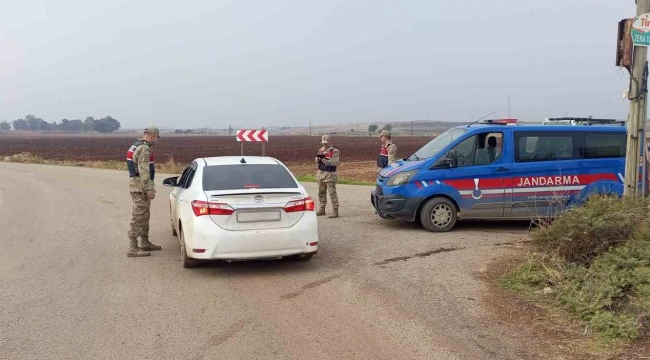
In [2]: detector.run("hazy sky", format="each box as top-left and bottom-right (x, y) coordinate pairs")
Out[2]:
(0, 0), (638, 128)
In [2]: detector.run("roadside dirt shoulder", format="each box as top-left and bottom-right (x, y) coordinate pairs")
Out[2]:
(480, 251), (650, 359)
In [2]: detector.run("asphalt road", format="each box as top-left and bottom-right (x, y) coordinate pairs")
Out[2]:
(0, 163), (532, 360)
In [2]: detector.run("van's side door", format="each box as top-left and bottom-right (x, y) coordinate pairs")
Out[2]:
(443, 129), (513, 219)
(508, 131), (578, 219)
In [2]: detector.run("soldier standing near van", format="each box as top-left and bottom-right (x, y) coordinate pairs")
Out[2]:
(126, 126), (162, 257)
(377, 130), (397, 170)
(316, 134), (340, 218)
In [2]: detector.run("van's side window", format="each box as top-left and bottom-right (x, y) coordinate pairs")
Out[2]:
(449, 132), (503, 167)
(580, 133), (626, 159)
(515, 133), (573, 162)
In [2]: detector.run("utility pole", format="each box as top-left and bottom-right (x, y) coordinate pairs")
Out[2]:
(309, 122), (312, 136)
(411, 121), (414, 136)
(624, 0), (650, 196)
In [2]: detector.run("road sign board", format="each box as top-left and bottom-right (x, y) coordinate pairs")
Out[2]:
(632, 13), (650, 47)
(236, 130), (268, 142)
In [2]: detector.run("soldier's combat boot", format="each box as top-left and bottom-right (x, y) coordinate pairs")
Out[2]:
(127, 238), (150, 258)
(328, 208), (339, 218)
(316, 208), (326, 216)
(140, 238), (162, 251)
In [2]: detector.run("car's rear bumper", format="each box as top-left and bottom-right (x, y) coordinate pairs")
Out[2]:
(185, 215), (318, 260)
(371, 190), (422, 221)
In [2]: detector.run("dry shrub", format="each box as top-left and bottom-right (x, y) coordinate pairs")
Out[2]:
(531, 195), (648, 264)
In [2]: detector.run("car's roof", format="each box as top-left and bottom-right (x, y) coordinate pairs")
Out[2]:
(455, 124), (626, 133)
(201, 156), (282, 166)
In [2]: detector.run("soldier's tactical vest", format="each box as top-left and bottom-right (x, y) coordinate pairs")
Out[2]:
(126, 140), (155, 180)
(377, 143), (394, 168)
(318, 147), (337, 172)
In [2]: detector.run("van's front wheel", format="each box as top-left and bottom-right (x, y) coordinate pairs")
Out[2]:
(420, 198), (457, 232)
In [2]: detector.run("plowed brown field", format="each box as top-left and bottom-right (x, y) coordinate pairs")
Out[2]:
(0, 133), (432, 182)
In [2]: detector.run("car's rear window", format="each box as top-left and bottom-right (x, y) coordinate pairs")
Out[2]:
(202, 164), (298, 191)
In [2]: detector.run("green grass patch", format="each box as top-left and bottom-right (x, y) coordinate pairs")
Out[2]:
(501, 195), (650, 341)
(295, 174), (373, 186)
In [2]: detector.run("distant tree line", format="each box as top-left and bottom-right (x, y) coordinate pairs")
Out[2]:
(2, 115), (121, 133)
(368, 123), (392, 134)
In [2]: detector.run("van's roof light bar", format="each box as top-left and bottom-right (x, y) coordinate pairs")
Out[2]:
(480, 118), (518, 125)
(543, 117), (626, 126)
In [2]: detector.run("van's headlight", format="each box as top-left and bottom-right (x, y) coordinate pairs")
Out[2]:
(386, 170), (418, 186)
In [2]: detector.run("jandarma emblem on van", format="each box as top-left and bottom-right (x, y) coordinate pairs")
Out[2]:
(516, 176), (580, 187)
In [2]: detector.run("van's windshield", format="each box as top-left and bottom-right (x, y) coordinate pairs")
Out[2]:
(409, 128), (468, 161)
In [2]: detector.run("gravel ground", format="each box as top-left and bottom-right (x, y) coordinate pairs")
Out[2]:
(0, 162), (538, 360)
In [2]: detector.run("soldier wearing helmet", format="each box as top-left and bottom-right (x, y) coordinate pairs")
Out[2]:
(377, 130), (398, 170)
(125, 126), (163, 257)
(315, 134), (340, 218)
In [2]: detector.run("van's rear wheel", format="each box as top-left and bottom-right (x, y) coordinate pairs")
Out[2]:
(420, 198), (457, 232)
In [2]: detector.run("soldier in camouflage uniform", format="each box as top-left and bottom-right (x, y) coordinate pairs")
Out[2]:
(316, 134), (340, 218)
(126, 126), (162, 257)
(377, 130), (398, 171)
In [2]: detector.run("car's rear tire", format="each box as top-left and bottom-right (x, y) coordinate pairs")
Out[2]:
(420, 197), (457, 232)
(294, 253), (314, 261)
(170, 204), (177, 236)
(171, 219), (178, 237)
(179, 229), (201, 268)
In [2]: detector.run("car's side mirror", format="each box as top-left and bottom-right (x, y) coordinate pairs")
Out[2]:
(163, 176), (179, 187)
(430, 153), (456, 170)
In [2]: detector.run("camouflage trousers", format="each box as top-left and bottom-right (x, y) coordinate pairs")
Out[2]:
(128, 192), (151, 241)
(317, 182), (339, 211)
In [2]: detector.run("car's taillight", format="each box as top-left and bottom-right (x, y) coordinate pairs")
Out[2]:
(191, 200), (234, 216)
(284, 197), (315, 213)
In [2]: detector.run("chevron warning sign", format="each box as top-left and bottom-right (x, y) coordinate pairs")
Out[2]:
(236, 129), (268, 142)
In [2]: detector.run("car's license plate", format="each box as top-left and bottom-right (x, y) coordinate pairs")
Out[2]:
(236, 211), (281, 223)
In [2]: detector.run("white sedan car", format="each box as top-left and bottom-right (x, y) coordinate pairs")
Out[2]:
(163, 156), (319, 268)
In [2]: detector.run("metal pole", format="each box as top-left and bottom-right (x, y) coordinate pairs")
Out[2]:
(240, 142), (243, 157)
(641, 61), (648, 197)
(624, 0), (650, 196)
(262, 142), (265, 157)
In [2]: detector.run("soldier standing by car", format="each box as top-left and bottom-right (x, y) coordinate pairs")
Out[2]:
(316, 134), (340, 218)
(377, 130), (397, 170)
(126, 126), (163, 257)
